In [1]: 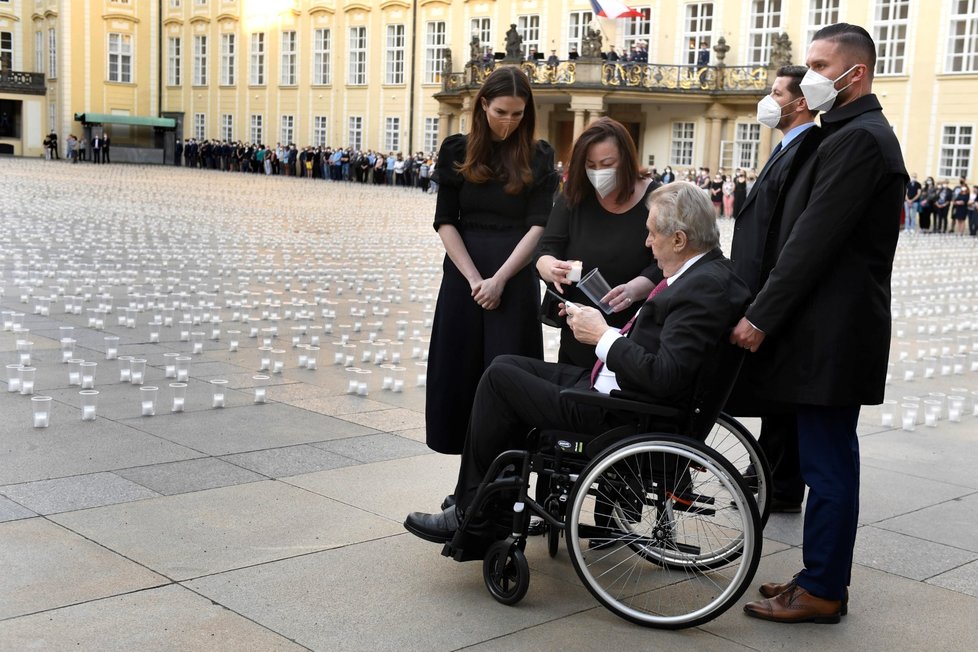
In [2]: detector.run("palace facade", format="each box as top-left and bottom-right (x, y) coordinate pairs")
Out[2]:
(0, 0), (975, 178)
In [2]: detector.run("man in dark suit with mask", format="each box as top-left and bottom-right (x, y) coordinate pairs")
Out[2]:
(726, 65), (820, 515)
(403, 182), (751, 544)
(735, 24), (907, 624)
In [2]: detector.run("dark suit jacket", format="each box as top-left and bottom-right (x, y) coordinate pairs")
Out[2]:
(745, 94), (908, 406)
(605, 249), (751, 412)
(731, 125), (820, 296)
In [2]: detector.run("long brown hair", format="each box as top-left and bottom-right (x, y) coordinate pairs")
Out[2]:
(564, 117), (645, 207)
(458, 66), (537, 195)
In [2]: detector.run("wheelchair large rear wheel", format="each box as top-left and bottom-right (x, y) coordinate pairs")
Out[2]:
(565, 435), (761, 629)
(706, 413), (771, 528)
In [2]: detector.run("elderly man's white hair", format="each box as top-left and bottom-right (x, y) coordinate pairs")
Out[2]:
(645, 181), (721, 251)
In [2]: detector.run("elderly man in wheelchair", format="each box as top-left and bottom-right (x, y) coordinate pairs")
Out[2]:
(405, 181), (763, 629)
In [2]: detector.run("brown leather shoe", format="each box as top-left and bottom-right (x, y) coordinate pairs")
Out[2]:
(760, 577), (848, 615)
(744, 584), (842, 624)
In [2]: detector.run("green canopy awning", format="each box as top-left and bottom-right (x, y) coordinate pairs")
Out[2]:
(74, 113), (176, 129)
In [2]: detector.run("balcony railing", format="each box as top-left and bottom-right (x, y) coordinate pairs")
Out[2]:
(442, 60), (769, 95)
(0, 70), (47, 96)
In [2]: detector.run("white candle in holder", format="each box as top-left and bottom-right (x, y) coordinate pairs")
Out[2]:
(140, 387), (158, 416)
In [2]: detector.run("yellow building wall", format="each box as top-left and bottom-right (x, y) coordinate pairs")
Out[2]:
(3, 0), (976, 176)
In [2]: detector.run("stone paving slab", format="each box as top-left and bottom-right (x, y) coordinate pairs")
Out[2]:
(186, 534), (595, 652)
(114, 457), (265, 496)
(859, 422), (978, 490)
(0, 518), (167, 620)
(874, 491), (978, 552)
(335, 407), (427, 432)
(928, 559), (978, 598)
(0, 472), (160, 515)
(0, 495), (35, 522)
(0, 584), (304, 651)
(853, 525), (978, 581)
(285, 453), (459, 523)
(116, 402), (381, 456)
(700, 547), (978, 652)
(49, 480), (402, 581)
(858, 463), (974, 525)
(0, 406), (201, 486)
(221, 444), (359, 478)
(310, 432), (431, 463)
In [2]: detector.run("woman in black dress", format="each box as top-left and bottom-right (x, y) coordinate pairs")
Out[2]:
(918, 176), (936, 231)
(536, 117), (662, 367)
(733, 170), (748, 217)
(425, 67), (558, 454)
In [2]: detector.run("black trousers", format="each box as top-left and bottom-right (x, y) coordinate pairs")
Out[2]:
(758, 413), (804, 503)
(453, 355), (613, 512)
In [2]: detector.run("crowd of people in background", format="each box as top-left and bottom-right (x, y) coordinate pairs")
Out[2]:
(904, 174), (978, 236)
(172, 139), (439, 192)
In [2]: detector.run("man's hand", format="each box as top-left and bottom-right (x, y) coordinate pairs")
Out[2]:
(567, 305), (610, 345)
(730, 317), (766, 353)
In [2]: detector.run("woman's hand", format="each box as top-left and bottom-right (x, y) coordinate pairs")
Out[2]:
(472, 275), (504, 310)
(602, 277), (655, 313)
(536, 255), (573, 294)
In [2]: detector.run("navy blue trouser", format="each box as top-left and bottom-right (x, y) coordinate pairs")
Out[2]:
(795, 404), (860, 601)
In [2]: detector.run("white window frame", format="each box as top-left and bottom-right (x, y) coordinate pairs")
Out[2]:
(193, 34), (207, 86)
(0, 31), (11, 73)
(671, 121), (695, 167)
(517, 15), (540, 60)
(424, 21), (447, 85)
(348, 115), (363, 150)
(35, 30), (43, 74)
(939, 124), (974, 179)
(313, 115), (328, 147)
(875, 0), (911, 76)
(48, 28), (57, 78)
(193, 113), (206, 140)
(280, 114), (294, 145)
(567, 11), (594, 55)
(386, 24), (405, 85)
(470, 17), (492, 53)
(735, 123), (761, 170)
(280, 30), (297, 85)
(221, 113), (233, 141)
(946, 0), (978, 73)
(313, 28), (331, 85)
(423, 117), (440, 153)
(683, 3), (714, 66)
(623, 6), (652, 52)
(807, 0), (840, 44)
(250, 114), (263, 144)
(746, 0), (782, 67)
(385, 116), (401, 152)
(250, 32), (265, 85)
(108, 33), (133, 83)
(348, 26), (367, 86)
(220, 33), (235, 86)
(168, 36), (182, 85)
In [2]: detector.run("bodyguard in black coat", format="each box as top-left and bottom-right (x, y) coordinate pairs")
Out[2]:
(727, 65), (822, 512)
(738, 24), (908, 624)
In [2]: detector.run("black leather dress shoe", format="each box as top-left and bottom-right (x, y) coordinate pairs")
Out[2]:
(440, 494), (456, 510)
(404, 506), (460, 543)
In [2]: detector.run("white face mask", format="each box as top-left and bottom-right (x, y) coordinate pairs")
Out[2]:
(586, 168), (618, 199)
(799, 65), (857, 113)
(755, 94), (804, 129)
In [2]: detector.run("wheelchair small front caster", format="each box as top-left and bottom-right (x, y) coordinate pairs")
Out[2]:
(483, 538), (529, 605)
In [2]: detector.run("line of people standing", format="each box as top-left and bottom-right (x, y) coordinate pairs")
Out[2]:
(905, 175), (978, 236)
(60, 134), (110, 163)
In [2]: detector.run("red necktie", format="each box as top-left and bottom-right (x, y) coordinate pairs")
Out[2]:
(590, 278), (669, 387)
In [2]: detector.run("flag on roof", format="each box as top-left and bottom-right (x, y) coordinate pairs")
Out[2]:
(589, 0), (644, 19)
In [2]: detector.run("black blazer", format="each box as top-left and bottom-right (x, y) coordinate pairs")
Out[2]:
(745, 94), (908, 406)
(731, 125), (820, 296)
(605, 249), (750, 411)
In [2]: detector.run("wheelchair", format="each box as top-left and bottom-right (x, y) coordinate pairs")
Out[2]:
(440, 343), (770, 629)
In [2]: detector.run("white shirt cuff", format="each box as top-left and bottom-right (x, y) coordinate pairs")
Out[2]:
(595, 328), (622, 362)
